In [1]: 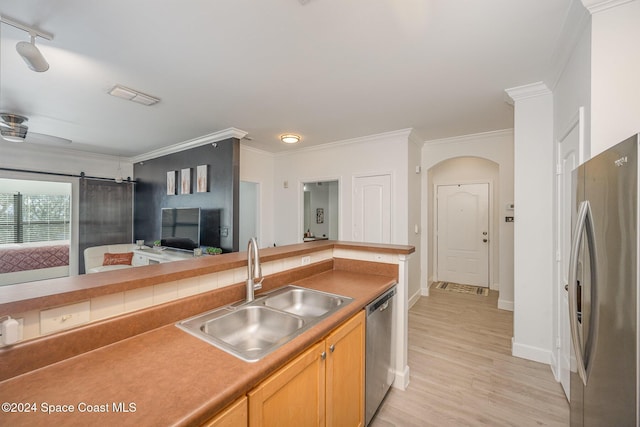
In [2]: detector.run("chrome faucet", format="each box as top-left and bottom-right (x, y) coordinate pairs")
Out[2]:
(246, 237), (263, 302)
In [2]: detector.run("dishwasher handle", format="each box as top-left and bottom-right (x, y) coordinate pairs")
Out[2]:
(367, 286), (396, 315)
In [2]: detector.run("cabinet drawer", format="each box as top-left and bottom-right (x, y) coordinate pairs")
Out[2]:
(132, 254), (148, 266)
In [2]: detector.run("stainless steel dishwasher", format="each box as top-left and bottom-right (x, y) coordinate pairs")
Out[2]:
(365, 285), (396, 425)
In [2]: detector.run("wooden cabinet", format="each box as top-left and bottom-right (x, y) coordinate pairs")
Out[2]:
(325, 311), (365, 427)
(248, 311), (365, 427)
(202, 396), (247, 427)
(248, 341), (326, 426)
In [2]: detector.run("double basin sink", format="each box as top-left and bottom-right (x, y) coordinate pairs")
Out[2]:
(176, 285), (352, 362)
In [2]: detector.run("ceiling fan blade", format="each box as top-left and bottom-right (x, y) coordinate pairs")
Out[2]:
(25, 132), (72, 145)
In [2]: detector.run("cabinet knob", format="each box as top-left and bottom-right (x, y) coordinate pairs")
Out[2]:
(329, 344), (335, 353)
(321, 351), (326, 360)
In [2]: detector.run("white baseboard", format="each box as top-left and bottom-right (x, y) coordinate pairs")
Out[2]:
(511, 337), (552, 365)
(498, 298), (514, 311)
(550, 352), (560, 382)
(422, 285), (430, 297)
(392, 365), (411, 391)
(409, 288), (421, 308)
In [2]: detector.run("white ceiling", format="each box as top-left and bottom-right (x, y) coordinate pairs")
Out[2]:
(0, 0), (573, 157)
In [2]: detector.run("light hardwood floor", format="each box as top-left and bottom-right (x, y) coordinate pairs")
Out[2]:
(371, 287), (569, 426)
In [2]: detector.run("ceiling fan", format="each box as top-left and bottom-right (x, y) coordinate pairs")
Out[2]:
(0, 113), (71, 145)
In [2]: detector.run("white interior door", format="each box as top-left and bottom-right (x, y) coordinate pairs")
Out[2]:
(353, 174), (391, 243)
(556, 113), (581, 400)
(436, 183), (489, 286)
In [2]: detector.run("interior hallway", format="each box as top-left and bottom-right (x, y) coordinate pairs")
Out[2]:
(371, 287), (569, 426)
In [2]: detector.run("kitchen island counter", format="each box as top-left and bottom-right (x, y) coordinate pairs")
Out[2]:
(0, 269), (397, 426)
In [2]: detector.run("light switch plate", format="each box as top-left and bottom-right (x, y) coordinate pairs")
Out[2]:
(40, 301), (90, 335)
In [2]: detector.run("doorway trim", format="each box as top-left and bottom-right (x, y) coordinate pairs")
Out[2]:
(433, 179), (494, 289)
(298, 176), (342, 243)
(0, 171), (79, 277)
(553, 106), (585, 398)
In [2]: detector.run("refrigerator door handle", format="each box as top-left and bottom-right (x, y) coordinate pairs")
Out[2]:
(568, 200), (598, 386)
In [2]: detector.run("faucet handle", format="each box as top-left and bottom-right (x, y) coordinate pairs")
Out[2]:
(254, 279), (263, 291)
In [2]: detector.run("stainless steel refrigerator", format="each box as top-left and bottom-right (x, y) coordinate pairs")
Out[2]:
(569, 134), (639, 426)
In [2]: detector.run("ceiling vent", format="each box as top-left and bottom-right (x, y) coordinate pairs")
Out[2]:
(108, 85), (160, 106)
(0, 114), (29, 142)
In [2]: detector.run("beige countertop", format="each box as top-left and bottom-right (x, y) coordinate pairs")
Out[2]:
(0, 269), (396, 426)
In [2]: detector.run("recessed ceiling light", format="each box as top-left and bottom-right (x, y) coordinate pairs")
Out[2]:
(281, 134), (300, 144)
(108, 85), (160, 106)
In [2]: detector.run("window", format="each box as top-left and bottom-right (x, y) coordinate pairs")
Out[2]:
(0, 184), (71, 244)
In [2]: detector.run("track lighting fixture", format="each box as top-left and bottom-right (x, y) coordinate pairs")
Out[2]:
(16, 35), (49, 72)
(0, 15), (53, 72)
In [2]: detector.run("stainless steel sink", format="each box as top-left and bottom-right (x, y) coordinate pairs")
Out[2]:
(176, 285), (352, 362)
(262, 286), (346, 318)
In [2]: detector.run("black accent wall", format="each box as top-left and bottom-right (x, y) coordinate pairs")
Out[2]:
(133, 138), (239, 252)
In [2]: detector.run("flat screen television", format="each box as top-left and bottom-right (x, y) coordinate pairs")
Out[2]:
(161, 207), (200, 251)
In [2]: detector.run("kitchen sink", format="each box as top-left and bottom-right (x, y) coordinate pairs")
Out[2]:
(262, 286), (346, 318)
(203, 306), (304, 359)
(176, 285), (352, 362)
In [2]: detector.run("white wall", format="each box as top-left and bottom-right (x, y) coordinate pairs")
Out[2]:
(270, 129), (420, 299)
(506, 84), (555, 364)
(590, 0), (640, 155)
(549, 2), (591, 381)
(239, 145), (275, 248)
(0, 143), (130, 179)
(271, 130), (413, 246)
(407, 134), (423, 304)
(239, 181), (259, 248)
(422, 130), (514, 309)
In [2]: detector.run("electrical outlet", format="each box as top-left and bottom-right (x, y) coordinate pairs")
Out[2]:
(301, 256), (311, 266)
(40, 301), (90, 335)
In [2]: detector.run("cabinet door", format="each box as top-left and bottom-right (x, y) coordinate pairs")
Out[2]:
(325, 311), (365, 427)
(248, 341), (325, 427)
(202, 396), (247, 427)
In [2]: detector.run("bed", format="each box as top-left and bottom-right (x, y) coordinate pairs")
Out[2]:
(0, 241), (70, 286)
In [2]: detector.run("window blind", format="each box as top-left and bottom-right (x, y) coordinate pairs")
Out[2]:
(0, 193), (70, 244)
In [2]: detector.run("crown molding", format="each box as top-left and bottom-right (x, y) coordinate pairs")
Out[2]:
(274, 128), (414, 157)
(128, 127), (248, 163)
(424, 129), (513, 146)
(240, 142), (274, 157)
(408, 129), (425, 148)
(504, 82), (552, 105)
(581, 0), (635, 14)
